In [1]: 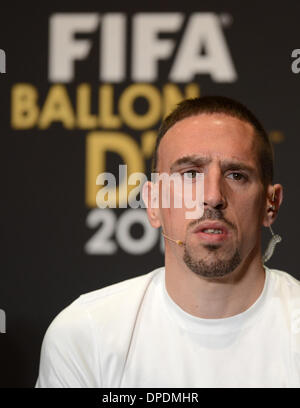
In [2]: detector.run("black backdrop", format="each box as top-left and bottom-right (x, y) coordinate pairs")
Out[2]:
(1, 0), (300, 387)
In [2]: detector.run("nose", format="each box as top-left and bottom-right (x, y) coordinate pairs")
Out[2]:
(204, 169), (227, 210)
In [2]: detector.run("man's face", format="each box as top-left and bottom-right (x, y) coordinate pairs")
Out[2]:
(156, 113), (267, 278)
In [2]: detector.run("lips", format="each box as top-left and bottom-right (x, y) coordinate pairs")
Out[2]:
(193, 221), (229, 242)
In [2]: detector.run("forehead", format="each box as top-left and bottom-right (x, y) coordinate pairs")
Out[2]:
(157, 113), (258, 171)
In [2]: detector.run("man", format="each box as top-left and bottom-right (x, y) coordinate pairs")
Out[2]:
(36, 96), (300, 388)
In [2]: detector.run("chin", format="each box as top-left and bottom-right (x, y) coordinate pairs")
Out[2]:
(183, 246), (242, 279)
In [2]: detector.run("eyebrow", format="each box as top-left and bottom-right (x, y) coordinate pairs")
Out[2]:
(170, 155), (256, 174)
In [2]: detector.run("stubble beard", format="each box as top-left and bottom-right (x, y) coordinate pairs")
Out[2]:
(183, 244), (242, 278)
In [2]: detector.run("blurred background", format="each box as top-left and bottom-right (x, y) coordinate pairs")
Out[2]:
(1, 0), (300, 387)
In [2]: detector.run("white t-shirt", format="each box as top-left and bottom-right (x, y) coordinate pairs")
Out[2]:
(36, 267), (300, 388)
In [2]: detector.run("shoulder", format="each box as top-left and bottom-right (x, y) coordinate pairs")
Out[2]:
(37, 267), (164, 387)
(75, 267), (163, 319)
(268, 269), (300, 385)
(79, 267), (161, 304)
(267, 268), (300, 339)
(49, 267), (163, 332)
(268, 268), (300, 300)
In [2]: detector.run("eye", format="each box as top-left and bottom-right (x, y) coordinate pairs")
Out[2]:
(227, 172), (246, 181)
(182, 169), (199, 179)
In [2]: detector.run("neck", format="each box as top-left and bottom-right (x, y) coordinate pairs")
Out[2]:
(164, 246), (266, 319)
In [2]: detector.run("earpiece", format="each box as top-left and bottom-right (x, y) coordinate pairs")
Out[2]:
(268, 189), (276, 212)
(263, 188), (282, 263)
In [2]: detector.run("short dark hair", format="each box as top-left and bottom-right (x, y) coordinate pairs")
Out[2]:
(152, 96), (274, 188)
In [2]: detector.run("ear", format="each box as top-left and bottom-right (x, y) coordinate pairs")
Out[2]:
(262, 183), (283, 227)
(142, 181), (161, 228)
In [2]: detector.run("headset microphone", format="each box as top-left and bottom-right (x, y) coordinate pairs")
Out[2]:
(162, 232), (184, 247)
